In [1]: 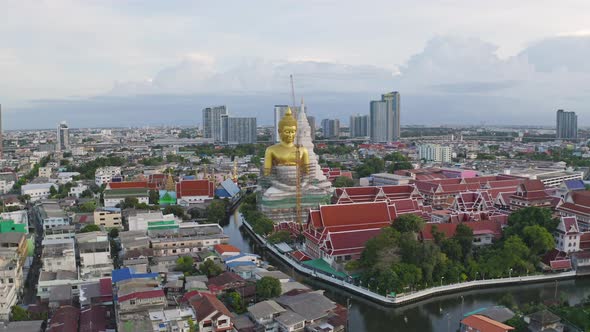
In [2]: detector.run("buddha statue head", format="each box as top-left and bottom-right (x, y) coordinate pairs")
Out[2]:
(278, 107), (298, 145)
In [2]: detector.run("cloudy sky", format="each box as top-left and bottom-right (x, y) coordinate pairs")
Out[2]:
(2, 0), (590, 129)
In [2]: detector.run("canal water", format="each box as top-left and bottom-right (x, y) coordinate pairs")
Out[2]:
(223, 211), (590, 332)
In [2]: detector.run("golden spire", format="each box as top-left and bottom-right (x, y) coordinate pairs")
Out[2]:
(165, 170), (175, 191)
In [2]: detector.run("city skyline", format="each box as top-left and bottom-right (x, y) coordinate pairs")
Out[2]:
(2, 2), (590, 129)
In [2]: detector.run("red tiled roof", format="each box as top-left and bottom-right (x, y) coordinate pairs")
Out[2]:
(190, 293), (232, 322)
(108, 181), (148, 189)
(463, 176), (498, 184)
(80, 306), (108, 332)
(207, 272), (245, 287)
(522, 179), (546, 192)
(214, 244), (241, 255)
(47, 305), (80, 332)
(291, 250), (311, 261)
(580, 233), (590, 250)
(326, 228), (382, 254)
(550, 259), (572, 270)
(570, 191), (590, 206)
(176, 179), (214, 198)
(558, 202), (590, 216)
(118, 289), (165, 303)
(461, 314), (514, 332)
(317, 201), (392, 229)
(99, 278), (113, 297)
(421, 220), (503, 241)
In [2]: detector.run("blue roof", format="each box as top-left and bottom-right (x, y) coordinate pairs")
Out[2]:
(215, 188), (231, 198)
(226, 261), (256, 269)
(220, 179), (240, 197)
(183, 175), (196, 180)
(565, 179), (585, 190)
(158, 190), (177, 200)
(225, 253), (260, 262)
(111, 267), (158, 283)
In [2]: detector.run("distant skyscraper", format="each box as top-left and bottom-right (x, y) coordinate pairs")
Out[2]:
(370, 91), (401, 143)
(57, 121), (70, 151)
(202, 105), (228, 142)
(221, 115), (257, 144)
(0, 104), (3, 158)
(321, 119), (340, 139)
(273, 105), (300, 142)
(350, 114), (369, 138)
(556, 109), (578, 139)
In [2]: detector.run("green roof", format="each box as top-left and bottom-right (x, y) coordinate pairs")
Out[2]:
(302, 259), (348, 278)
(0, 220), (26, 234)
(147, 220), (179, 230)
(104, 188), (149, 198)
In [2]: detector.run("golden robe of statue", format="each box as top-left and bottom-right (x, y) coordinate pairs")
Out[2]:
(264, 108), (309, 176)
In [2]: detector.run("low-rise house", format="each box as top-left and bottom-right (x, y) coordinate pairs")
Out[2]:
(214, 244), (241, 258)
(128, 211), (180, 231)
(79, 278), (114, 307)
(37, 270), (90, 301)
(189, 293), (233, 332)
(149, 307), (196, 332)
(275, 290), (337, 327)
(421, 221), (503, 246)
(56, 172), (80, 184)
(526, 310), (564, 332)
(274, 311), (306, 332)
(0, 210), (29, 233)
(68, 183), (88, 198)
(46, 305), (80, 332)
(0, 283), (17, 321)
(150, 224), (229, 257)
(460, 314), (515, 332)
(224, 253), (260, 266)
(118, 289), (167, 313)
(0, 320), (44, 331)
(247, 300), (286, 332)
(207, 272), (247, 294)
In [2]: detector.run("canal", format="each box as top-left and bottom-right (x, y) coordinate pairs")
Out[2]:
(223, 210), (590, 332)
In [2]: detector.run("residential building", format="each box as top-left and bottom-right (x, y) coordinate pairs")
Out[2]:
(0, 210), (29, 233)
(418, 144), (452, 163)
(95, 166), (122, 186)
(321, 119), (340, 139)
(150, 224), (229, 257)
(41, 238), (76, 273)
(370, 91), (400, 142)
(35, 200), (71, 230)
(68, 183), (88, 198)
(349, 114), (369, 138)
(149, 308), (196, 332)
(526, 310), (564, 332)
(248, 300), (286, 332)
(93, 208), (123, 229)
(220, 115), (257, 144)
(57, 121), (70, 151)
(189, 293), (233, 332)
(275, 291), (337, 327)
(76, 231), (113, 278)
(38, 166), (52, 178)
(37, 270), (89, 301)
(556, 109), (577, 140)
(274, 311), (306, 332)
(213, 244), (241, 258)
(203, 105), (228, 142)
(0, 172), (16, 194)
(21, 183), (57, 201)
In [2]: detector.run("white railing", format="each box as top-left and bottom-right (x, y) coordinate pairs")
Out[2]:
(241, 217), (578, 305)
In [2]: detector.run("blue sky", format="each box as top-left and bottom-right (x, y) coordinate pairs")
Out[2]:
(2, 0), (590, 129)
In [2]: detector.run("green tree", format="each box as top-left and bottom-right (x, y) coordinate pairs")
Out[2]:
(252, 216), (275, 236)
(149, 190), (160, 205)
(333, 176), (354, 188)
(267, 230), (292, 244)
(206, 200), (228, 224)
(256, 276), (282, 299)
(200, 259), (223, 277)
(392, 214), (425, 234)
(109, 228), (119, 238)
(49, 185), (57, 197)
(454, 224), (474, 260)
(78, 200), (97, 213)
(440, 238), (463, 262)
(522, 224), (555, 255)
(187, 318), (196, 332)
(163, 205), (186, 219)
(10, 305), (30, 321)
(121, 197), (139, 209)
(226, 291), (246, 313)
(80, 189), (94, 198)
(176, 256), (196, 275)
(354, 156), (385, 178)
(80, 224), (101, 233)
(505, 207), (558, 238)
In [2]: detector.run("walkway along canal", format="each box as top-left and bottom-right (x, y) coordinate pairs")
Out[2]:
(223, 210), (590, 331)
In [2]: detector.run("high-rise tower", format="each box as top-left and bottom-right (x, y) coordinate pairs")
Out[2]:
(202, 106), (227, 142)
(57, 121), (70, 151)
(370, 91), (400, 143)
(556, 109), (578, 140)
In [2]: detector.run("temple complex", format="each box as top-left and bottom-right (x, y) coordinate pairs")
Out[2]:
(259, 103), (333, 223)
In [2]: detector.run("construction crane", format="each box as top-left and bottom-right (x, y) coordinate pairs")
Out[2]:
(291, 75), (303, 231)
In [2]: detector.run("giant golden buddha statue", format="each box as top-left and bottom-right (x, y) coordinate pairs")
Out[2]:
(264, 108), (309, 176)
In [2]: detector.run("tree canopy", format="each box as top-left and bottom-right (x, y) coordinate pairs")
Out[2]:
(256, 276), (282, 299)
(80, 224), (101, 233)
(333, 176), (354, 188)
